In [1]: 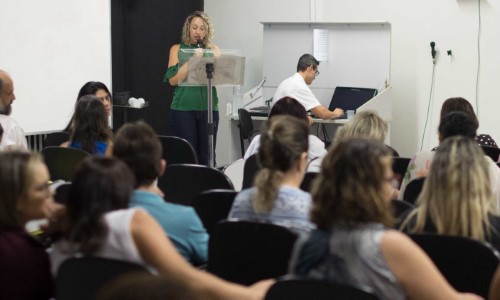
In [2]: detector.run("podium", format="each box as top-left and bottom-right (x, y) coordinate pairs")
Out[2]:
(179, 49), (245, 167)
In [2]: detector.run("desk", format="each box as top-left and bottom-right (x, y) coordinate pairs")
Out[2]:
(113, 102), (150, 123)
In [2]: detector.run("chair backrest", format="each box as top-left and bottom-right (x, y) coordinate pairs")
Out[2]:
(497, 161), (500, 168)
(242, 153), (261, 189)
(41, 146), (89, 181)
(265, 276), (378, 300)
(223, 158), (245, 191)
(390, 199), (415, 222)
(158, 164), (234, 206)
(54, 182), (72, 204)
(192, 189), (237, 235)
(481, 145), (500, 162)
(238, 108), (259, 157)
(157, 135), (198, 165)
(208, 220), (298, 285)
(409, 234), (500, 298)
(43, 131), (70, 148)
(392, 157), (411, 189)
(402, 177), (425, 205)
(56, 257), (149, 300)
(386, 144), (400, 157)
(300, 172), (319, 192)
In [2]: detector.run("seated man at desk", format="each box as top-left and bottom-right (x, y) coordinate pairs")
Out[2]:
(273, 54), (344, 121)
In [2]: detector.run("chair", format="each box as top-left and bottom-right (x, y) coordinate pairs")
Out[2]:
(207, 220), (298, 285)
(386, 144), (400, 157)
(157, 135), (198, 165)
(402, 177), (425, 205)
(242, 153), (261, 189)
(300, 172), (319, 192)
(43, 131), (70, 148)
(237, 109), (260, 157)
(265, 276), (378, 300)
(192, 189), (237, 235)
(390, 199), (415, 223)
(158, 164), (234, 206)
(497, 162), (500, 168)
(223, 158), (245, 191)
(41, 146), (89, 181)
(409, 234), (500, 298)
(392, 157), (411, 189)
(53, 182), (72, 204)
(481, 145), (500, 162)
(56, 257), (149, 300)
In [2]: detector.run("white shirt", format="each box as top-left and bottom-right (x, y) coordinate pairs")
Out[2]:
(244, 134), (327, 173)
(273, 73), (321, 111)
(0, 114), (27, 151)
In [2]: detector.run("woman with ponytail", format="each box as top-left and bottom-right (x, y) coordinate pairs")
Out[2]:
(228, 115), (314, 234)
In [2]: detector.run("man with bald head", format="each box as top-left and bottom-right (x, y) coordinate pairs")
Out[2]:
(0, 70), (27, 150)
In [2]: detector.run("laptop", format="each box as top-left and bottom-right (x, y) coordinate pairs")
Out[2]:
(328, 87), (378, 118)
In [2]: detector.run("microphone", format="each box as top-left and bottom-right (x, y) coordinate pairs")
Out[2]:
(430, 41), (436, 63)
(196, 39), (204, 49)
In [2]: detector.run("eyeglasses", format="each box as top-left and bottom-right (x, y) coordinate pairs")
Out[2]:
(384, 176), (400, 189)
(315, 70), (320, 76)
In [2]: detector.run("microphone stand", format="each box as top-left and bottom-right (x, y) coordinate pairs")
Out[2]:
(205, 62), (215, 168)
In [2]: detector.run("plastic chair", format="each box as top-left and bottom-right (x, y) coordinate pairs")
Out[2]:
(41, 146), (89, 181)
(192, 189), (237, 235)
(402, 177), (425, 205)
(157, 135), (198, 165)
(242, 153), (261, 189)
(158, 164), (234, 206)
(43, 131), (70, 148)
(56, 257), (149, 300)
(392, 157), (411, 189)
(409, 234), (500, 298)
(390, 199), (415, 225)
(207, 220), (298, 285)
(481, 145), (500, 162)
(265, 275), (378, 300)
(300, 172), (319, 192)
(238, 109), (260, 157)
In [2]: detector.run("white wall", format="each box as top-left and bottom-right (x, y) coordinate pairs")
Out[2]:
(206, 0), (500, 161)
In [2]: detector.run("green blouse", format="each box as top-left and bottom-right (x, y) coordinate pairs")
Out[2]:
(164, 42), (218, 111)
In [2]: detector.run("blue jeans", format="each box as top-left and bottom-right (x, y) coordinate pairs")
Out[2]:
(170, 110), (219, 166)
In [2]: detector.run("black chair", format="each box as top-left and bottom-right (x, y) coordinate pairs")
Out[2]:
(237, 108), (260, 157)
(157, 135), (198, 165)
(497, 162), (500, 168)
(192, 189), (237, 235)
(53, 182), (72, 204)
(392, 157), (411, 189)
(390, 199), (415, 225)
(56, 257), (149, 300)
(265, 276), (378, 300)
(207, 220), (298, 285)
(242, 153), (261, 189)
(300, 172), (319, 192)
(409, 234), (500, 298)
(43, 131), (70, 148)
(158, 164), (234, 206)
(41, 146), (89, 181)
(386, 145), (400, 157)
(481, 145), (500, 162)
(402, 177), (425, 205)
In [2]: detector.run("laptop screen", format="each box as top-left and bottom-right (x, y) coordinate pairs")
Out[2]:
(328, 87), (378, 111)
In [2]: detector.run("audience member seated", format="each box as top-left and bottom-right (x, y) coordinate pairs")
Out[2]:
(438, 97), (497, 148)
(0, 151), (63, 299)
(50, 156), (272, 299)
(400, 111), (500, 212)
(113, 120), (208, 266)
(333, 110), (388, 145)
(290, 138), (481, 300)
(0, 70), (28, 151)
(401, 136), (500, 251)
(244, 97), (327, 172)
(61, 95), (113, 155)
(230, 115), (315, 235)
(64, 81), (112, 132)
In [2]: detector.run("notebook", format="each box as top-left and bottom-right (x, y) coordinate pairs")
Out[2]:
(328, 87), (378, 118)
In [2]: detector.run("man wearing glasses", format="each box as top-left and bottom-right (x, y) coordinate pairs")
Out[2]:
(273, 54), (344, 121)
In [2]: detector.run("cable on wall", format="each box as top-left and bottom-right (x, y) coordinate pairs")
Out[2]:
(475, 0), (482, 117)
(421, 62), (436, 151)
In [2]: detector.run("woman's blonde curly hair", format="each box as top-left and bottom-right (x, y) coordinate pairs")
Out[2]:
(181, 11), (215, 46)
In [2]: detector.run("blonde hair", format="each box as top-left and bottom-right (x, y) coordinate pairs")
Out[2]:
(311, 138), (394, 229)
(181, 11), (215, 46)
(253, 115), (309, 213)
(334, 110), (388, 144)
(402, 136), (495, 241)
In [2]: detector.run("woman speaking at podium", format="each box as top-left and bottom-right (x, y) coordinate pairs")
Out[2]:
(164, 11), (220, 166)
